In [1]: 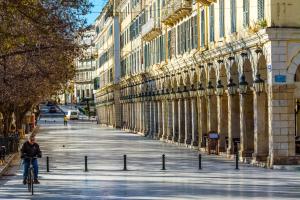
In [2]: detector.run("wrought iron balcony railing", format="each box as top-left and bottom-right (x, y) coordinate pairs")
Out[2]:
(141, 18), (162, 42)
(161, 0), (192, 26)
(196, 0), (216, 6)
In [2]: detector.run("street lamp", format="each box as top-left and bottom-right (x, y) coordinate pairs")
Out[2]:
(198, 83), (205, 97)
(239, 74), (248, 94)
(253, 74), (264, 94)
(216, 80), (224, 96)
(206, 81), (214, 96)
(227, 78), (237, 95)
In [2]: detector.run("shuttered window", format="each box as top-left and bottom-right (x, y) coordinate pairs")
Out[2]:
(231, 0), (236, 33)
(219, 0), (224, 38)
(243, 0), (249, 27)
(168, 30), (171, 59)
(209, 4), (215, 42)
(191, 16), (198, 49)
(200, 10), (205, 47)
(258, 0), (264, 20)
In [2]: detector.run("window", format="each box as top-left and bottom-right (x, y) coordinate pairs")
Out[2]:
(219, 0), (224, 38)
(168, 30), (171, 59)
(258, 0), (264, 20)
(192, 16), (198, 49)
(209, 5), (215, 42)
(200, 10), (205, 47)
(243, 0), (250, 27)
(230, 0), (236, 33)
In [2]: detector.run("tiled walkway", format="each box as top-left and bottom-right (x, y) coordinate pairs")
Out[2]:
(0, 119), (299, 199)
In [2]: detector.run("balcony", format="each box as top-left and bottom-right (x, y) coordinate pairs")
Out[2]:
(161, 0), (192, 26)
(196, 0), (216, 6)
(141, 18), (162, 42)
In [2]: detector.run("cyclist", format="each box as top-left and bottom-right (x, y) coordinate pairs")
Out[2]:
(21, 134), (42, 184)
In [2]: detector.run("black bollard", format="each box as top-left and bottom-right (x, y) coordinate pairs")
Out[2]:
(123, 155), (127, 171)
(85, 156), (88, 172)
(162, 154), (166, 170)
(235, 151), (239, 170)
(45, 120), (46, 124)
(199, 154), (202, 170)
(46, 156), (49, 172)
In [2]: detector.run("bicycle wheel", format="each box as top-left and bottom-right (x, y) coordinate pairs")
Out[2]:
(27, 168), (31, 192)
(30, 169), (34, 195)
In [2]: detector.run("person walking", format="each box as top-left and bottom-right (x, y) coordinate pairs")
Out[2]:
(21, 135), (42, 184)
(63, 115), (68, 126)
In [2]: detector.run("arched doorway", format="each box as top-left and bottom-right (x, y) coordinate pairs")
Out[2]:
(294, 65), (300, 154)
(253, 54), (269, 161)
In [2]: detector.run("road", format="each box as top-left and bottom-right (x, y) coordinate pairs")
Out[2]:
(0, 117), (300, 199)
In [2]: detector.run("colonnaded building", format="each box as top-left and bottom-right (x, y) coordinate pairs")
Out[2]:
(91, 0), (300, 167)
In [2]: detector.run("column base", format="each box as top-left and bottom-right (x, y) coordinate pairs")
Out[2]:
(185, 138), (192, 145)
(179, 137), (185, 144)
(239, 150), (254, 158)
(252, 153), (268, 162)
(191, 140), (198, 147)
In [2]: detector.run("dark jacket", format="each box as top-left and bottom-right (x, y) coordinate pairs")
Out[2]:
(21, 141), (42, 159)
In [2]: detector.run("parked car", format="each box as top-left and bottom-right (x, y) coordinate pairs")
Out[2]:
(48, 106), (57, 113)
(66, 110), (79, 120)
(46, 102), (55, 106)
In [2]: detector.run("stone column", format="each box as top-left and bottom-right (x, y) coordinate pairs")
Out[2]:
(191, 96), (198, 146)
(184, 94), (192, 145)
(227, 94), (240, 155)
(161, 98), (167, 139)
(157, 99), (162, 139)
(217, 95), (228, 152)
(172, 97), (179, 142)
(141, 100), (145, 133)
(239, 93), (254, 158)
(153, 99), (158, 139)
(253, 92), (269, 161)
(178, 95), (185, 143)
(149, 99), (154, 137)
(144, 99), (149, 135)
(197, 97), (207, 148)
(167, 98), (173, 141)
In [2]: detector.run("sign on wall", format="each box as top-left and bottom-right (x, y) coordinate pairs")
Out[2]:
(275, 75), (286, 83)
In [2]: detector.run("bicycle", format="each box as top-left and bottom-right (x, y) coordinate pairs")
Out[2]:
(23, 156), (38, 195)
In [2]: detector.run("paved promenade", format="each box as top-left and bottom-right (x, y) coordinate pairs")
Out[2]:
(0, 119), (299, 199)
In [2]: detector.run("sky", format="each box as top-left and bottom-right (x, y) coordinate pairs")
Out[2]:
(86, 0), (108, 25)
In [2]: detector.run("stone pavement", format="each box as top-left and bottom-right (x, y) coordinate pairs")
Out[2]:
(0, 118), (300, 199)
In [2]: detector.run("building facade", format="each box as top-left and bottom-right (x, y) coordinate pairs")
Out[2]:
(95, 0), (300, 167)
(74, 27), (97, 103)
(94, 1), (122, 127)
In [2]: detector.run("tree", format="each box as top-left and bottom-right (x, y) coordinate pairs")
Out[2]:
(0, 0), (92, 137)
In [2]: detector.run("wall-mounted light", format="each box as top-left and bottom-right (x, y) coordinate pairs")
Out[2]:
(239, 74), (248, 95)
(227, 78), (237, 95)
(216, 80), (224, 96)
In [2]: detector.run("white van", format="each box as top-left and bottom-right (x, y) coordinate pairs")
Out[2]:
(66, 110), (79, 120)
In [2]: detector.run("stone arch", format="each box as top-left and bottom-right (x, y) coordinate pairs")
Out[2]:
(230, 61), (239, 84)
(243, 58), (253, 85)
(191, 70), (198, 86)
(219, 63), (227, 85)
(199, 68), (207, 86)
(287, 50), (300, 79)
(208, 66), (216, 81)
(257, 54), (268, 81)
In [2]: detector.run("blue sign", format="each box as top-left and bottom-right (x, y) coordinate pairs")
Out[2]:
(275, 75), (286, 83)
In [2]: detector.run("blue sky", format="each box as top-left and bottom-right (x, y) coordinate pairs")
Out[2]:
(86, 0), (108, 25)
